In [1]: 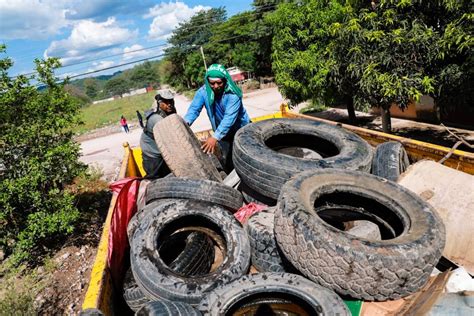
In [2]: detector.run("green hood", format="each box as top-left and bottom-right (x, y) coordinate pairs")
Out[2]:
(204, 64), (242, 105)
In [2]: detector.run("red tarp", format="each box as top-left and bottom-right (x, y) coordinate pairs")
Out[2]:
(234, 202), (268, 224)
(107, 177), (140, 286)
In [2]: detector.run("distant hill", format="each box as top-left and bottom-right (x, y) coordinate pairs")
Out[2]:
(39, 60), (161, 99)
(70, 70), (123, 89)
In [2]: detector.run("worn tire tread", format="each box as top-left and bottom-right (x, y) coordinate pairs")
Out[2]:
(154, 114), (222, 181)
(274, 169), (445, 301)
(146, 177), (243, 211)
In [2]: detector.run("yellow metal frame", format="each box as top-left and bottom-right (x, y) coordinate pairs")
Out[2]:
(82, 107), (474, 315)
(82, 143), (133, 314)
(280, 105), (474, 175)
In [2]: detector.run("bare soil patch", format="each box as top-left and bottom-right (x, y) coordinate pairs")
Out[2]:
(35, 245), (98, 315)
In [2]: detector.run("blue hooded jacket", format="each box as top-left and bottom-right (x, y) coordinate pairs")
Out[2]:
(184, 86), (250, 140)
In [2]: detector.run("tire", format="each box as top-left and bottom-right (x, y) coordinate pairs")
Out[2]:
(128, 199), (172, 240)
(124, 232), (214, 311)
(240, 181), (277, 206)
(130, 199), (251, 305)
(130, 204), (215, 274)
(160, 230), (215, 276)
(136, 300), (201, 316)
(274, 169), (446, 301)
(371, 141), (410, 181)
(145, 177), (243, 211)
(153, 114), (222, 182)
(123, 269), (149, 312)
(233, 118), (373, 199)
(246, 210), (287, 272)
(197, 272), (350, 316)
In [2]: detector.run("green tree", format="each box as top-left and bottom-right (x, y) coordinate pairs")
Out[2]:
(269, 0), (348, 114)
(104, 77), (129, 96)
(270, 0), (472, 132)
(331, 3), (435, 131)
(129, 61), (159, 89)
(163, 8), (227, 89)
(0, 45), (85, 264)
(207, 11), (260, 73)
(84, 78), (99, 99)
(423, 0), (473, 125)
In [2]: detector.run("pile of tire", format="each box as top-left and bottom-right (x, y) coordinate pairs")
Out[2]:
(233, 118), (374, 204)
(234, 120), (445, 301)
(124, 115), (445, 315)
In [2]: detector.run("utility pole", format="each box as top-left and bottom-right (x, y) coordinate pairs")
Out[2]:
(200, 46), (208, 71)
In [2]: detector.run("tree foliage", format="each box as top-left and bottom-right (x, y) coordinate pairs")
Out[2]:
(164, 8), (227, 89)
(161, 2), (280, 90)
(0, 45), (85, 264)
(84, 78), (100, 99)
(268, 0), (346, 105)
(104, 77), (130, 96)
(269, 0), (473, 132)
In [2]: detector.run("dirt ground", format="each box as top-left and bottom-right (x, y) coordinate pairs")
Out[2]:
(35, 245), (98, 315)
(304, 107), (474, 153)
(33, 198), (106, 315)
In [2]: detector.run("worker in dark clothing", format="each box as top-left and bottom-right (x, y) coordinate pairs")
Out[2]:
(139, 90), (176, 178)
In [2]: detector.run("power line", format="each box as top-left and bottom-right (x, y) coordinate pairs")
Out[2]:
(65, 53), (165, 80)
(15, 8), (272, 79)
(53, 32), (258, 79)
(23, 4), (280, 82)
(44, 30), (261, 83)
(10, 3), (278, 64)
(5, 4), (277, 60)
(13, 43), (170, 79)
(12, 12), (259, 79)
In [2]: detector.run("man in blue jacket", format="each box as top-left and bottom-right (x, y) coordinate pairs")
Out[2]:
(184, 64), (251, 171)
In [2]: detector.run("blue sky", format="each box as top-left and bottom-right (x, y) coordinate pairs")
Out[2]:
(0, 1), (254, 78)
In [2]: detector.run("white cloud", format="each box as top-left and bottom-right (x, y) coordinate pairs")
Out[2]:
(121, 44), (167, 61)
(87, 60), (115, 72)
(45, 18), (138, 66)
(145, 1), (210, 40)
(0, 0), (68, 39)
(123, 44), (145, 60)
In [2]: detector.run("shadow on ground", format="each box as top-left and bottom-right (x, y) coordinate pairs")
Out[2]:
(304, 108), (474, 153)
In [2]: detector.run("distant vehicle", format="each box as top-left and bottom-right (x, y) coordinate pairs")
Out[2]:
(227, 66), (248, 83)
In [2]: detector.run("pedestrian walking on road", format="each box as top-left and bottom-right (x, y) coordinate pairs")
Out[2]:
(120, 115), (129, 133)
(183, 64), (250, 172)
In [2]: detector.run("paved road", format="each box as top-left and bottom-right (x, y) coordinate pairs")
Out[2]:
(80, 87), (286, 181)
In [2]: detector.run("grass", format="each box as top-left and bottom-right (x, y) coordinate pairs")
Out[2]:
(74, 92), (156, 134)
(0, 260), (54, 315)
(299, 101), (329, 114)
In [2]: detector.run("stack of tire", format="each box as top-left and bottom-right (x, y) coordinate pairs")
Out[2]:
(234, 119), (445, 302)
(124, 115), (445, 315)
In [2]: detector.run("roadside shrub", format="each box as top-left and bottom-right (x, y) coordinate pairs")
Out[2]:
(0, 45), (85, 265)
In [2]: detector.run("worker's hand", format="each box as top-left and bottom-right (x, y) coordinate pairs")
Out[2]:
(201, 136), (218, 154)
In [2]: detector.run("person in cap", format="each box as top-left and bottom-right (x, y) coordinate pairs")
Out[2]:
(140, 90), (176, 178)
(183, 64), (251, 171)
